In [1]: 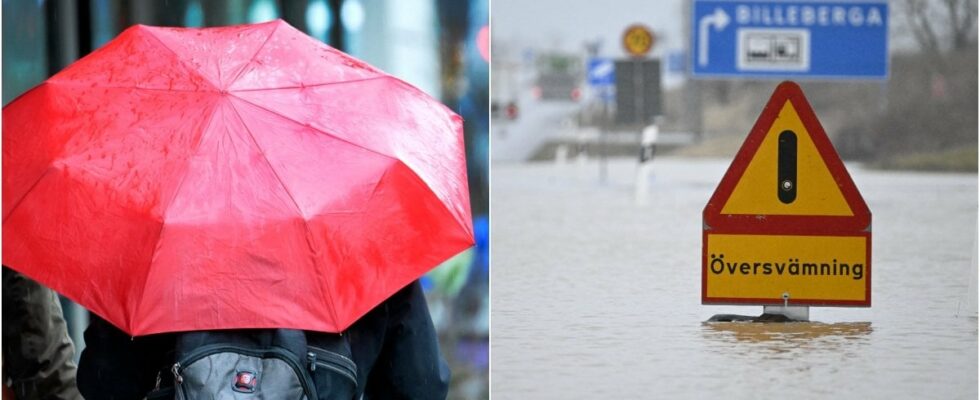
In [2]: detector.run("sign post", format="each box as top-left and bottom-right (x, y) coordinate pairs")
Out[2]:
(702, 82), (872, 313)
(691, 0), (888, 79)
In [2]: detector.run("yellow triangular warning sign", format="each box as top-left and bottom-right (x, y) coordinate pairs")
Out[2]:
(703, 81), (870, 232)
(702, 81), (872, 308)
(722, 100), (853, 217)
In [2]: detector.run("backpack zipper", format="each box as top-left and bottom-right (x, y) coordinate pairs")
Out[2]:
(307, 345), (356, 367)
(172, 344), (316, 397)
(306, 350), (357, 384)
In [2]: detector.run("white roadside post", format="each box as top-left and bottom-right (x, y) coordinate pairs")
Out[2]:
(555, 117), (576, 166)
(635, 123), (659, 204)
(554, 144), (569, 165)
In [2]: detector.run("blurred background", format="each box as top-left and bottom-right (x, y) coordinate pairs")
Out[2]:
(491, 0), (977, 398)
(492, 0), (976, 169)
(2, 0), (488, 397)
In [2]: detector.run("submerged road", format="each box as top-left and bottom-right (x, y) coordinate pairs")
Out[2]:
(491, 156), (978, 399)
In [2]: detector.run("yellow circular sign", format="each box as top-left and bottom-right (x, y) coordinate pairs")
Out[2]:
(622, 24), (655, 57)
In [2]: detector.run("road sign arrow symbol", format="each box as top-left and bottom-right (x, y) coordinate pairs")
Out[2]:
(698, 7), (730, 67)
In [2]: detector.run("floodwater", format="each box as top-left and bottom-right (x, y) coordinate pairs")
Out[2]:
(491, 157), (978, 399)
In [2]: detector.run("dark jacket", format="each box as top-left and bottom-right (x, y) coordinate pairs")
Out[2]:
(77, 280), (450, 399)
(2, 267), (83, 400)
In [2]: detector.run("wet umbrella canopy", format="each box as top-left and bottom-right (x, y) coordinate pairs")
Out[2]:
(3, 20), (473, 336)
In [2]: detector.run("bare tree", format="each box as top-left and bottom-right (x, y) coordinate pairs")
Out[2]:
(901, 0), (977, 72)
(944, 0), (978, 50)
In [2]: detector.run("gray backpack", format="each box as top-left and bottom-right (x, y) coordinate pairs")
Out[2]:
(150, 329), (357, 400)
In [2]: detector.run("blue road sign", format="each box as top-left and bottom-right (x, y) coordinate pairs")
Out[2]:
(587, 58), (616, 103)
(691, 0), (888, 79)
(666, 50), (687, 74)
(587, 58), (616, 86)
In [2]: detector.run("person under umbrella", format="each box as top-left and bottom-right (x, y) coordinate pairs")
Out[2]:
(2, 268), (82, 400)
(3, 20), (472, 399)
(77, 280), (449, 399)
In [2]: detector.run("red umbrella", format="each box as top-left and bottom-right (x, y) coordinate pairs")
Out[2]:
(3, 20), (473, 336)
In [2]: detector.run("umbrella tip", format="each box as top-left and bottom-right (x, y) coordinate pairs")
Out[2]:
(121, 24), (150, 37)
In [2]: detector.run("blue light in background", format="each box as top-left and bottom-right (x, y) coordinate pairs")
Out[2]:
(247, 0), (279, 23)
(306, 0), (332, 42)
(341, 0), (365, 33)
(184, 0), (203, 27)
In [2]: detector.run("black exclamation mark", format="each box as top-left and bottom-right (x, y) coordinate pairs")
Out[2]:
(778, 130), (797, 204)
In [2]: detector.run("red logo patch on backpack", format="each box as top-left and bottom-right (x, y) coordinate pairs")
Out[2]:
(233, 370), (258, 393)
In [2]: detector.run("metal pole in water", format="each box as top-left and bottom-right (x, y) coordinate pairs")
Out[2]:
(763, 292), (810, 321)
(576, 128), (589, 165)
(599, 102), (609, 184)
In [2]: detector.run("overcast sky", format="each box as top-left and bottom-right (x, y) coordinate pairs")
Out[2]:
(492, 0), (687, 59)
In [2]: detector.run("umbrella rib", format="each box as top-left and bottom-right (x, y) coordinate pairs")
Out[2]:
(225, 21), (282, 89)
(231, 92), (471, 238)
(140, 26), (222, 92)
(225, 101), (342, 330)
(228, 76), (389, 93)
(2, 167), (54, 224)
(229, 95), (398, 162)
(130, 102), (222, 333)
